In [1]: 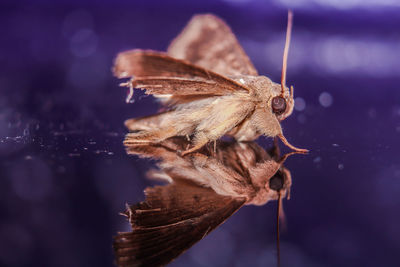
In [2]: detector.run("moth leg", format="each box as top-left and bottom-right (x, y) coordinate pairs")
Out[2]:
(181, 98), (254, 155)
(269, 137), (281, 160)
(182, 119), (234, 156)
(181, 128), (222, 156)
(182, 123), (242, 156)
(185, 143), (191, 150)
(278, 134), (308, 153)
(181, 140), (208, 156)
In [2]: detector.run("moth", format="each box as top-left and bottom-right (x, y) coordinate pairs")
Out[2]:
(113, 138), (294, 266)
(114, 11), (308, 155)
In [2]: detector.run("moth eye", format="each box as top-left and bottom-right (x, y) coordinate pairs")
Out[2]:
(271, 96), (286, 115)
(269, 172), (284, 191)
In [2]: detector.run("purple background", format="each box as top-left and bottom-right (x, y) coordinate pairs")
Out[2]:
(1, 1), (400, 266)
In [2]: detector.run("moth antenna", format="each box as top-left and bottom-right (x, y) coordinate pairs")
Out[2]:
(281, 10), (293, 95)
(279, 196), (287, 232)
(276, 190), (282, 267)
(290, 85), (294, 98)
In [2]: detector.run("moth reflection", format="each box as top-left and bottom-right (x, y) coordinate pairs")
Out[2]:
(114, 138), (294, 267)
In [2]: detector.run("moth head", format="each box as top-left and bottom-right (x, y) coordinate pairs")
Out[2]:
(267, 167), (292, 199)
(271, 85), (294, 121)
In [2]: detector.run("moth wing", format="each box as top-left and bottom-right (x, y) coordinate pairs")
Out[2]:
(133, 77), (228, 96)
(124, 111), (173, 132)
(124, 136), (189, 158)
(168, 14), (258, 76)
(114, 50), (249, 96)
(113, 179), (245, 267)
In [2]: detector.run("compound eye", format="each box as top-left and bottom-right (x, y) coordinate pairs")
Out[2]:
(269, 172), (284, 191)
(271, 96), (286, 115)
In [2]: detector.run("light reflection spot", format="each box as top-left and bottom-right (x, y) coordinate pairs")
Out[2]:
(294, 97), (306, 111)
(319, 92), (333, 107)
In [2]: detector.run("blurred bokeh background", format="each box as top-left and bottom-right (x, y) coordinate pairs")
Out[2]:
(1, 0), (400, 266)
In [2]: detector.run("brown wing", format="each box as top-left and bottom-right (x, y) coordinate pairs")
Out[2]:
(113, 50), (249, 96)
(113, 179), (245, 267)
(168, 14), (258, 76)
(133, 77), (220, 95)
